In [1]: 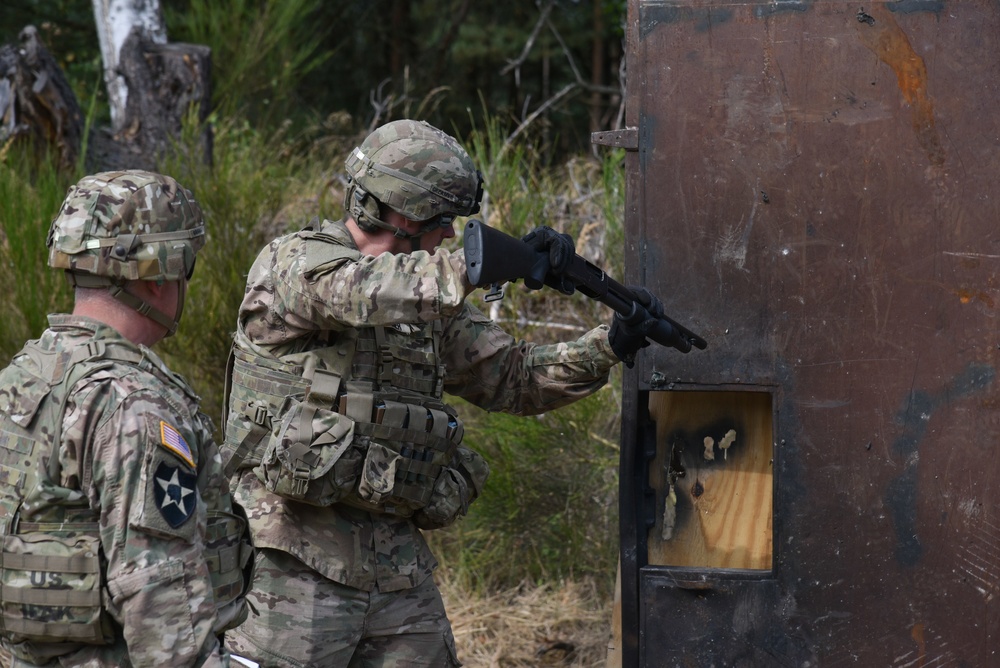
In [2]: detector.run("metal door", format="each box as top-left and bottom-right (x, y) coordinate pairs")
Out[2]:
(615, 1), (1000, 665)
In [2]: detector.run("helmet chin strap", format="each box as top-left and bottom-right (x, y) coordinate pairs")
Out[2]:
(349, 185), (445, 252)
(67, 271), (180, 335)
(108, 285), (182, 337)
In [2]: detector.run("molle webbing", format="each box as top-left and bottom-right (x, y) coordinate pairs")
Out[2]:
(224, 348), (310, 477)
(334, 381), (463, 511)
(335, 383), (463, 453)
(203, 510), (251, 612)
(0, 527), (105, 640)
(225, 316), (465, 515)
(0, 339), (143, 648)
(352, 325), (444, 397)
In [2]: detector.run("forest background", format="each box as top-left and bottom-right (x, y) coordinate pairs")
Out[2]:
(0, 1), (630, 665)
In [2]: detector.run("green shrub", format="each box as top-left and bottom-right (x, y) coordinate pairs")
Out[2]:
(429, 387), (621, 593)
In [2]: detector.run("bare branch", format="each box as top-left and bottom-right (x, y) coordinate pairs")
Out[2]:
(500, 0), (557, 77)
(367, 78), (394, 132)
(506, 82), (577, 147)
(545, 15), (619, 96)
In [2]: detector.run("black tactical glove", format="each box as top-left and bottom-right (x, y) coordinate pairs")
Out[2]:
(609, 286), (664, 368)
(521, 226), (576, 294)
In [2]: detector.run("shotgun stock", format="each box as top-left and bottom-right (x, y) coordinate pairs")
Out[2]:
(463, 220), (707, 354)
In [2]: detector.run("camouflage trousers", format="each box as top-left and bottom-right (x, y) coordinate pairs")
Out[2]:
(225, 548), (461, 668)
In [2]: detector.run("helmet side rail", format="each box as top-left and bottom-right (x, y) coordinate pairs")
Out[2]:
(463, 220), (707, 354)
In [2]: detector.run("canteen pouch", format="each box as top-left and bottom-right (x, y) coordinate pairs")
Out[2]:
(254, 402), (361, 506)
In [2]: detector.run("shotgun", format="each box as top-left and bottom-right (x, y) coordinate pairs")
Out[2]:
(463, 220), (707, 354)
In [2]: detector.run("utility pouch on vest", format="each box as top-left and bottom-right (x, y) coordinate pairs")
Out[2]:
(0, 524), (113, 647)
(204, 507), (254, 633)
(254, 401), (361, 506)
(413, 446), (491, 530)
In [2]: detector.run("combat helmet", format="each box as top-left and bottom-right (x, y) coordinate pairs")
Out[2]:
(344, 119), (483, 248)
(47, 170), (206, 336)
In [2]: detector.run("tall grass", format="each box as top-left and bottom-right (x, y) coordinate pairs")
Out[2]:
(430, 114), (628, 593)
(0, 147), (76, 360)
(167, 0), (330, 128)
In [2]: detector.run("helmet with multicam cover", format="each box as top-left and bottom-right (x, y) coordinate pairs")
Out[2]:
(48, 170), (205, 282)
(344, 119), (483, 246)
(47, 170), (206, 335)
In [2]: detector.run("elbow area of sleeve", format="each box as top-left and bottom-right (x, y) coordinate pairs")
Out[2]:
(107, 557), (213, 664)
(106, 558), (185, 600)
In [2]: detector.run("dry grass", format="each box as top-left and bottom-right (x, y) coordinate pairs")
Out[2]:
(442, 573), (614, 668)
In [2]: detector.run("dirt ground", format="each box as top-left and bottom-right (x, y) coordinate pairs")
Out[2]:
(442, 575), (615, 668)
(0, 578), (615, 668)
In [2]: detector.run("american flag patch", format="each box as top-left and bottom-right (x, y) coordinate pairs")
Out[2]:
(160, 421), (195, 468)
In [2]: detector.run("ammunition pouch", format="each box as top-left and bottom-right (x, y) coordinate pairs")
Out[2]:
(224, 347), (478, 522)
(342, 387), (467, 519)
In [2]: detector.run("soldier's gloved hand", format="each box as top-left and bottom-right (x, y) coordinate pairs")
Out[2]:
(521, 226), (576, 294)
(609, 286), (664, 368)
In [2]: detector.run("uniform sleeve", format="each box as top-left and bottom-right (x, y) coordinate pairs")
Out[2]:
(64, 381), (228, 668)
(240, 233), (473, 346)
(441, 303), (621, 415)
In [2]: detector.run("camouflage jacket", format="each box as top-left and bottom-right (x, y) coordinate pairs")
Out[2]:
(232, 218), (619, 592)
(0, 315), (237, 667)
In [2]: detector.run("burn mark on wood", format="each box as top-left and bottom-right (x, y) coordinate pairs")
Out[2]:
(885, 363), (995, 567)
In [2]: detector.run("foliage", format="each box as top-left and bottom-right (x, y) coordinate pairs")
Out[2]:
(155, 116), (310, 425)
(430, 389), (621, 594)
(2, 1), (626, 156)
(166, 0), (331, 128)
(0, 145), (76, 360)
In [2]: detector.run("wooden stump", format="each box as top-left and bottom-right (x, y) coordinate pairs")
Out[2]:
(115, 26), (212, 168)
(0, 25), (83, 170)
(0, 25), (212, 173)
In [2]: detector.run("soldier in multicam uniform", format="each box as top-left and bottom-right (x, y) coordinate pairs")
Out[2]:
(222, 120), (660, 667)
(0, 171), (253, 667)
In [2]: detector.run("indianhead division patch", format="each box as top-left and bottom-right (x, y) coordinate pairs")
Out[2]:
(159, 420), (195, 469)
(153, 461), (198, 528)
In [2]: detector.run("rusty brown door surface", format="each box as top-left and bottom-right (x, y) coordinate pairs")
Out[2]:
(617, 1), (1000, 665)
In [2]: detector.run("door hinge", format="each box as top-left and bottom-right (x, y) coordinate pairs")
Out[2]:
(591, 127), (638, 151)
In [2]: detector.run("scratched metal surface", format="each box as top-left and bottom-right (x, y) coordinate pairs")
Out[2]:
(618, 1), (1000, 665)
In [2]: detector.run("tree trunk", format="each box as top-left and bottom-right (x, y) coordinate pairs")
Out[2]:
(90, 0), (212, 170)
(116, 28), (212, 167)
(389, 0), (411, 84)
(91, 0), (167, 133)
(0, 26), (83, 171)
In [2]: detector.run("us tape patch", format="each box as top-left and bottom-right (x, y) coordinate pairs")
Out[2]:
(153, 461), (197, 528)
(159, 420), (195, 468)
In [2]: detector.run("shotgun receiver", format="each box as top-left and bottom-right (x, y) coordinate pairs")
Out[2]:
(463, 220), (707, 354)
